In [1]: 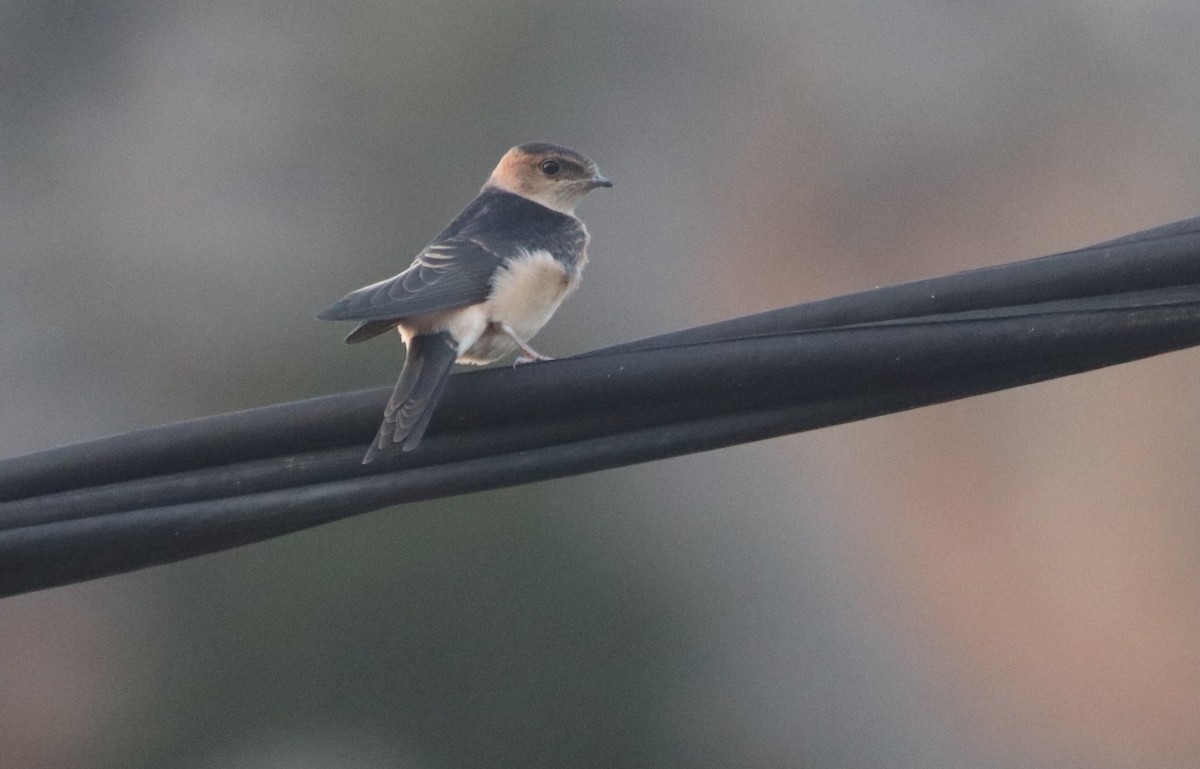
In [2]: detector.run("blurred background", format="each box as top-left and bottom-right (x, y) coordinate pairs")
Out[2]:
(3, 1), (1200, 767)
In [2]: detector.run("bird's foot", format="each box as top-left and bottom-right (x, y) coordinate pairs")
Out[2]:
(513, 352), (554, 367)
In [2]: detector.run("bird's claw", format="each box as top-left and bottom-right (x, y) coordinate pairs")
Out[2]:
(513, 353), (554, 367)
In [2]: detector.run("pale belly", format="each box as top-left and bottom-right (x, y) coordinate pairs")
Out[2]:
(401, 248), (584, 365)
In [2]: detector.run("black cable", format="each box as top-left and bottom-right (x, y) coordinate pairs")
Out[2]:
(2, 217), (1200, 597)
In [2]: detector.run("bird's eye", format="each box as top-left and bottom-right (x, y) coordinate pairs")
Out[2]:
(540, 159), (561, 176)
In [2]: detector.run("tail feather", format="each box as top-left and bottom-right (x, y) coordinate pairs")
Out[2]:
(363, 332), (458, 463)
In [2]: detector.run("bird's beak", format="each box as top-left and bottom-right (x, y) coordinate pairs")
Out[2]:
(588, 174), (613, 189)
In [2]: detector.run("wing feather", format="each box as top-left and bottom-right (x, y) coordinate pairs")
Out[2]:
(318, 239), (501, 322)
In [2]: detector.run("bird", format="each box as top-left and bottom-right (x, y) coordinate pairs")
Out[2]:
(318, 142), (612, 463)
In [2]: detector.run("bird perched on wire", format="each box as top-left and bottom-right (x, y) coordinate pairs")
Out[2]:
(319, 142), (612, 463)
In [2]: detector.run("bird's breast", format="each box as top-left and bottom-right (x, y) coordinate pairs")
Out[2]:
(485, 248), (583, 338)
(450, 248), (583, 364)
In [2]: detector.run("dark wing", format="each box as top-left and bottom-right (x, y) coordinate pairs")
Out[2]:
(318, 239), (502, 323)
(341, 318), (401, 345)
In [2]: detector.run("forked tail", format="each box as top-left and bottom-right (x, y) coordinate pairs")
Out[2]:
(363, 332), (458, 463)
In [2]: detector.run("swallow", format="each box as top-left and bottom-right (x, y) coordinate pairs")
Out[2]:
(319, 142), (612, 462)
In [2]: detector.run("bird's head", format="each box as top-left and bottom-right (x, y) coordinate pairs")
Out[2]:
(486, 142), (612, 215)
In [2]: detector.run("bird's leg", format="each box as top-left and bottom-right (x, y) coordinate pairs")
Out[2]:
(499, 322), (554, 366)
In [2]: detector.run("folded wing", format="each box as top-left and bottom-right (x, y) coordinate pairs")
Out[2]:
(318, 239), (503, 343)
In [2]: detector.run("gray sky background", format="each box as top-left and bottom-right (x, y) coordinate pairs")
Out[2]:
(3, 2), (1200, 767)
